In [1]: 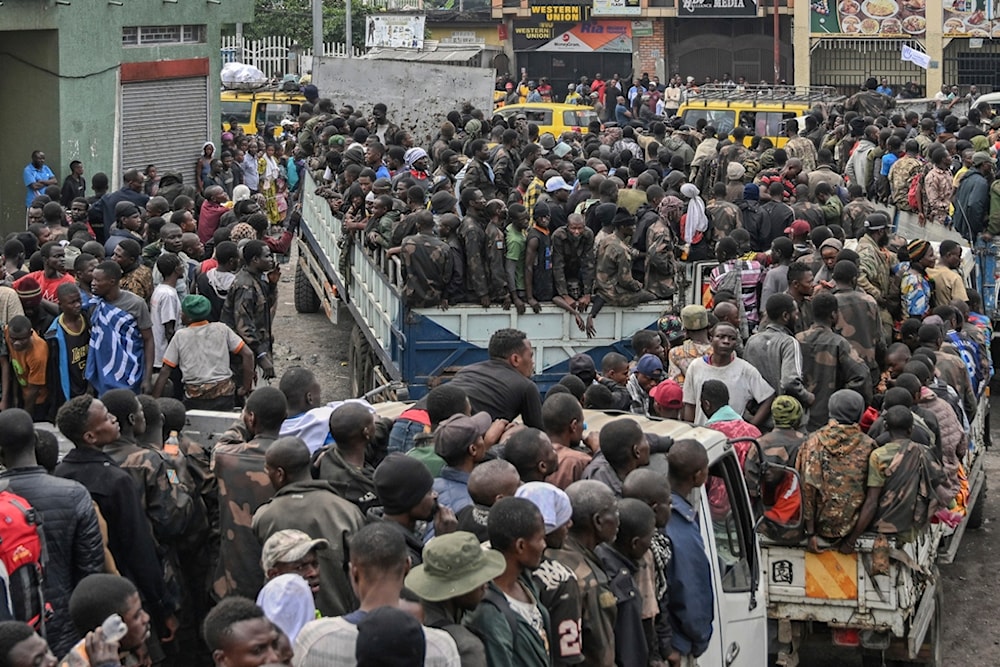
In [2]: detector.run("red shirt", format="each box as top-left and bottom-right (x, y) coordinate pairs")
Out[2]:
(15, 271), (76, 304)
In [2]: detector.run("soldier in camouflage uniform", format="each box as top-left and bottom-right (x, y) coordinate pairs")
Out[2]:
(828, 260), (884, 386)
(550, 481), (619, 667)
(715, 127), (750, 186)
(221, 240), (277, 379)
(841, 406), (947, 552)
(855, 212), (894, 342)
(594, 208), (656, 307)
(211, 386), (287, 600)
(790, 184), (826, 230)
(485, 200), (513, 306)
(645, 196), (683, 299)
(840, 185), (876, 240)
(457, 188), (491, 307)
(887, 140), (924, 211)
(551, 213), (596, 308)
(844, 77), (895, 118)
(744, 396), (805, 503)
(705, 183), (741, 243)
(400, 211), (453, 308)
(796, 293), (873, 432)
(796, 389), (876, 544)
(363, 194), (400, 249)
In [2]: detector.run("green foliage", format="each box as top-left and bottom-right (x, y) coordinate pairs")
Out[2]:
(247, 0), (371, 49)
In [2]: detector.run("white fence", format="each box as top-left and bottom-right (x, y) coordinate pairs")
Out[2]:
(221, 36), (362, 79)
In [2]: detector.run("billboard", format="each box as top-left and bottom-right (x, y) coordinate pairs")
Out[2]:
(677, 0), (757, 18)
(365, 14), (426, 49)
(593, 0), (641, 17)
(514, 19), (632, 51)
(942, 0), (999, 37)
(810, 0), (926, 36)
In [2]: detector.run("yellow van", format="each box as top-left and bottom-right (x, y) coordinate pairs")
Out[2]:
(494, 103), (600, 138)
(678, 86), (842, 148)
(221, 89), (307, 136)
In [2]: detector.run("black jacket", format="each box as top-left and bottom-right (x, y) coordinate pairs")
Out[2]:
(55, 448), (173, 624)
(0, 467), (104, 657)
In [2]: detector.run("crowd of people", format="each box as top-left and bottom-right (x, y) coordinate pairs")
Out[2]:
(0, 70), (992, 667)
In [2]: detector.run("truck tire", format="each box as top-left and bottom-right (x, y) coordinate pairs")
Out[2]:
(349, 324), (374, 398)
(967, 482), (986, 530)
(294, 265), (321, 314)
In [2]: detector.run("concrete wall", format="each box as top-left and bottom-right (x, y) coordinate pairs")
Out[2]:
(0, 0), (253, 234)
(313, 57), (496, 147)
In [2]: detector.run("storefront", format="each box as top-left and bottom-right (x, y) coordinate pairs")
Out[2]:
(512, 2), (634, 96)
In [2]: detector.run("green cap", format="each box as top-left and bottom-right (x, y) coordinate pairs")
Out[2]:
(404, 532), (505, 602)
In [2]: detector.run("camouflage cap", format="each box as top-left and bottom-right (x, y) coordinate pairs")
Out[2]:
(404, 531), (505, 602)
(261, 529), (329, 571)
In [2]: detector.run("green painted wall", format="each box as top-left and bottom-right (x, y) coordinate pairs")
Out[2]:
(0, 0), (254, 234)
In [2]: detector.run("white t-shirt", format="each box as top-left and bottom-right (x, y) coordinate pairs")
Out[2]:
(150, 283), (181, 367)
(682, 355), (775, 425)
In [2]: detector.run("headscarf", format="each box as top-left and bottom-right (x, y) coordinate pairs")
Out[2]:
(680, 183), (707, 244)
(971, 134), (990, 152)
(658, 195), (684, 224)
(404, 147), (428, 170)
(202, 141), (215, 153)
(256, 574), (316, 644)
(828, 389), (865, 424)
(771, 396), (803, 429)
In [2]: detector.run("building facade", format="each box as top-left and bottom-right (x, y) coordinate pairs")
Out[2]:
(0, 0), (254, 232)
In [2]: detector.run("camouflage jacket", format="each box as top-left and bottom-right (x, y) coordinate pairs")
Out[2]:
(888, 155), (923, 211)
(221, 269), (276, 357)
(552, 225), (596, 297)
(785, 136), (818, 172)
(210, 434), (277, 600)
(796, 324), (872, 432)
(458, 214), (489, 300)
(831, 286), (883, 378)
(845, 90), (895, 118)
(797, 422), (876, 539)
(870, 439), (942, 538)
(484, 221), (510, 301)
(104, 438), (194, 543)
(791, 201), (826, 231)
(548, 536), (618, 667)
(401, 232), (453, 308)
(855, 234), (891, 302)
(841, 199), (876, 240)
(644, 220), (679, 299)
(461, 157), (497, 201)
(706, 200), (741, 241)
(595, 234), (644, 304)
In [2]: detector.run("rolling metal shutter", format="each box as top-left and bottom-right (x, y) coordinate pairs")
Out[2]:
(120, 77), (209, 178)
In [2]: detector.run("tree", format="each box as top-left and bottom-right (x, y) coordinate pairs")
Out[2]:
(246, 0), (371, 49)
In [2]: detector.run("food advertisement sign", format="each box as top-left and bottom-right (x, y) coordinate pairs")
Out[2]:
(810, 0), (926, 36)
(942, 0), (998, 38)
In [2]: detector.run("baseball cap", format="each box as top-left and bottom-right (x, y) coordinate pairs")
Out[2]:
(515, 482), (573, 534)
(680, 304), (709, 331)
(634, 353), (664, 379)
(434, 412), (492, 460)
(649, 379), (683, 409)
(784, 220), (811, 237)
(545, 176), (573, 193)
(569, 353), (597, 384)
(973, 151), (993, 166)
(539, 134), (556, 152)
(864, 212), (889, 231)
(404, 532), (506, 602)
(261, 529), (329, 571)
(577, 167), (596, 185)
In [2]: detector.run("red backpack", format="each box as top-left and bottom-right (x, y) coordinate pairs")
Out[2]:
(906, 169), (925, 212)
(0, 483), (47, 634)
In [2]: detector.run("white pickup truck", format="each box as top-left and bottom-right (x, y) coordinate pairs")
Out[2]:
(763, 392), (989, 667)
(175, 393), (984, 667)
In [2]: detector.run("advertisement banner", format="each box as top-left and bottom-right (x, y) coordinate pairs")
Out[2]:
(365, 14), (426, 49)
(942, 0), (998, 37)
(810, 0), (926, 36)
(593, 0), (642, 17)
(677, 0), (757, 18)
(534, 20), (633, 51)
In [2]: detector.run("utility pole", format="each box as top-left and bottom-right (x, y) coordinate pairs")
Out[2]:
(346, 0), (353, 58)
(313, 0), (323, 63)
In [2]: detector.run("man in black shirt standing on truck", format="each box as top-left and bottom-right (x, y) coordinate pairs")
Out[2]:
(421, 328), (543, 429)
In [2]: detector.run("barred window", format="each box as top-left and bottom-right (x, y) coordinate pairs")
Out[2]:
(123, 25), (206, 47)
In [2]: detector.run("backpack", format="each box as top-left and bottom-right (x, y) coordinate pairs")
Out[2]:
(0, 483), (47, 635)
